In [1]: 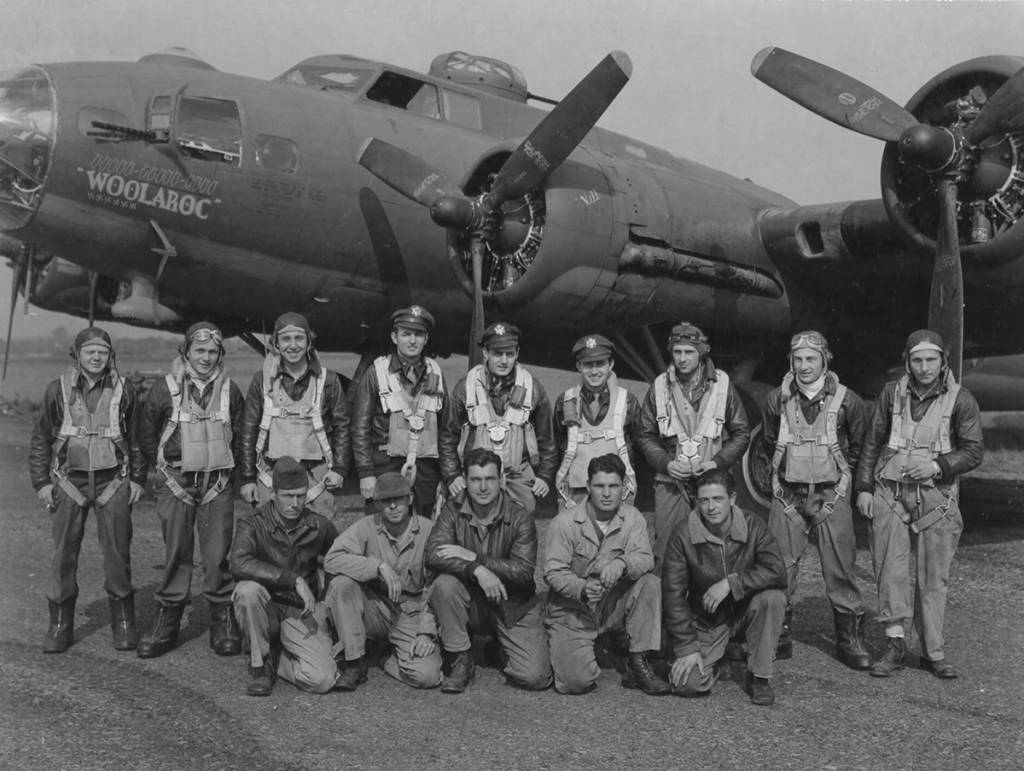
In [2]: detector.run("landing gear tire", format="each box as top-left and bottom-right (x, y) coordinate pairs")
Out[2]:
(735, 382), (774, 519)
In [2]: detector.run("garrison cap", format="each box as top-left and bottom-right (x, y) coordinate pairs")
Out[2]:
(390, 305), (434, 333)
(373, 471), (411, 500)
(479, 321), (521, 350)
(572, 334), (615, 363)
(72, 326), (113, 356)
(272, 456), (308, 491)
(667, 322), (710, 356)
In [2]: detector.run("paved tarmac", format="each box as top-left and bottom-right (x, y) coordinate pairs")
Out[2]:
(1, 412), (1022, 770)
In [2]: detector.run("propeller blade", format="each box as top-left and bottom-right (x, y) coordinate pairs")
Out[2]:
(356, 137), (461, 208)
(928, 179), (964, 380)
(3, 255), (27, 380)
(468, 240), (486, 367)
(487, 50), (632, 205)
(964, 64), (1024, 144)
(87, 270), (98, 326)
(22, 248), (33, 315)
(751, 47), (917, 142)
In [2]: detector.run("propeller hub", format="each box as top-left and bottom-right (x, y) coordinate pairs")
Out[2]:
(898, 124), (958, 172)
(429, 196), (477, 230)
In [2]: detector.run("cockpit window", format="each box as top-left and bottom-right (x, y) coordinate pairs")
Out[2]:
(277, 65), (374, 92)
(0, 66), (54, 230)
(148, 95), (172, 139)
(256, 134), (298, 173)
(442, 90), (482, 131)
(366, 72), (439, 119)
(175, 96), (241, 165)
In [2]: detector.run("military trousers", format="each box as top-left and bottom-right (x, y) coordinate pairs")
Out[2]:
(546, 573), (662, 694)
(153, 468), (235, 606)
(651, 479), (692, 575)
(767, 486), (863, 615)
(870, 481), (963, 661)
(429, 573), (552, 690)
(324, 576), (441, 688)
(233, 580), (338, 694)
(673, 589), (787, 695)
(48, 472), (132, 603)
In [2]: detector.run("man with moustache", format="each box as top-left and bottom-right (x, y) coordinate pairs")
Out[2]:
(544, 453), (670, 695)
(352, 306), (447, 518)
(426, 448), (552, 693)
(239, 312), (350, 518)
(856, 329), (983, 680)
(231, 457), (340, 696)
(135, 322), (245, 659)
(662, 469), (787, 706)
(552, 335), (641, 509)
(324, 471), (442, 690)
(29, 326), (147, 652)
(762, 331), (870, 668)
(638, 322), (750, 570)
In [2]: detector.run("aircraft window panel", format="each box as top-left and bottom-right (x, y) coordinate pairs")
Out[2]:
(442, 90), (482, 131)
(366, 72), (440, 119)
(148, 95), (172, 137)
(277, 65), (374, 92)
(256, 134), (299, 173)
(175, 95), (241, 165)
(77, 107), (130, 142)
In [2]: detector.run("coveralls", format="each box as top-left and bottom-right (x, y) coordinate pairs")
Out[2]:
(324, 513), (442, 688)
(855, 373), (983, 661)
(544, 500), (660, 694)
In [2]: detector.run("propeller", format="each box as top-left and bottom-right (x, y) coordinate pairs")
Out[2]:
(357, 50), (632, 364)
(750, 46), (1024, 378)
(3, 246), (29, 380)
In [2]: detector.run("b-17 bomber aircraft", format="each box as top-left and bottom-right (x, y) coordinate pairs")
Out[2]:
(2, 44), (1024, 506)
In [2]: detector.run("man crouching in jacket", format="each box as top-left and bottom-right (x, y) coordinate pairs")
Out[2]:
(662, 469), (787, 706)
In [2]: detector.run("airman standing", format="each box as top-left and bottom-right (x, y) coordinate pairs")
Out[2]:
(552, 334), (640, 509)
(762, 331), (870, 668)
(352, 306), (447, 518)
(440, 322), (556, 515)
(856, 329), (983, 680)
(637, 323), (750, 570)
(135, 322), (245, 659)
(29, 327), (146, 653)
(238, 312), (350, 518)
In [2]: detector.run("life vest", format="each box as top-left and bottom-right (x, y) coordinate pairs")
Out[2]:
(51, 366), (128, 506)
(255, 354), (333, 466)
(652, 367), (729, 479)
(879, 373), (959, 486)
(555, 376), (636, 499)
(155, 369), (234, 506)
(373, 355), (443, 461)
(460, 364), (539, 472)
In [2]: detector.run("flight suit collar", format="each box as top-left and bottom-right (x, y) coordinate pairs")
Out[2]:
(688, 506), (748, 545)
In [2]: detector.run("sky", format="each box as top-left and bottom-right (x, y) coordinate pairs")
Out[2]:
(1, 0), (1023, 340)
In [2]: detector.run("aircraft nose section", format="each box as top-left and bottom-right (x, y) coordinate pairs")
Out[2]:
(0, 66), (55, 231)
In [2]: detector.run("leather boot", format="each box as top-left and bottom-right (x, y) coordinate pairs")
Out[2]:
(246, 662), (275, 696)
(869, 636), (906, 678)
(441, 650), (475, 694)
(745, 672), (776, 706)
(209, 602), (242, 656)
(42, 599), (75, 654)
(834, 610), (871, 670)
(776, 605), (793, 660)
(109, 595), (138, 651)
(622, 652), (671, 696)
(334, 656), (368, 691)
(137, 603), (185, 659)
